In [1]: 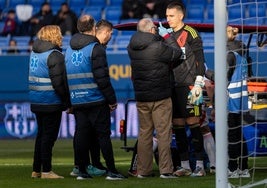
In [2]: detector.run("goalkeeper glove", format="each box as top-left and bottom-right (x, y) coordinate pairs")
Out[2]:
(188, 75), (205, 105)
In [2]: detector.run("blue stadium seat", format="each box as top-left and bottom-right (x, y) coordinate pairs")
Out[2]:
(69, 0), (88, 16)
(7, 0), (26, 8)
(244, 17), (265, 26)
(120, 30), (135, 36)
(206, 4), (214, 20)
(12, 36), (31, 48)
(104, 6), (122, 22)
(114, 35), (131, 51)
(49, 0), (64, 7)
(27, 0), (44, 7)
(228, 4), (246, 19)
(82, 6), (102, 21)
(0, 0), (6, 8)
(188, 0), (206, 5)
(109, 0), (123, 6)
(106, 35), (115, 51)
(247, 3), (266, 17)
(88, 0), (106, 8)
(185, 4), (204, 22)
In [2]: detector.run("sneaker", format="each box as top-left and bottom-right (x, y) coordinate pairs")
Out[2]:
(128, 169), (137, 177)
(41, 171), (64, 179)
(77, 172), (93, 180)
(137, 173), (155, 178)
(106, 171), (127, 180)
(191, 166), (206, 177)
(87, 165), (106, 176)
(210, 166), (216, 174)
(160, 173), (178, 179)
(239, 169), (251, 178)
(228, 169), (240, 178)
(31, 171), (41, 178)
(70, 166), (79, 177)
(173, 167), (192, 177)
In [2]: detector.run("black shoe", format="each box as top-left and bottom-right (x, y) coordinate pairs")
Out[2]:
(105, 171), (127, 180)
(160, 173), (177, 179)
(76, 172), (93, 180)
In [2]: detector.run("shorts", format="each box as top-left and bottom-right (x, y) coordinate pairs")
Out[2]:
(172, 86), (202, 118)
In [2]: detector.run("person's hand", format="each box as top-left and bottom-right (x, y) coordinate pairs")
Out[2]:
(109, 103), (117, 112)
(188, 76), (205, 105)
(158, 22), (169, 38)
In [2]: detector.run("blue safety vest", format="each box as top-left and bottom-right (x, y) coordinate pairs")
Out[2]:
(227, 51), (248, 113)
(65, 42), (105, 105)
(28, 50), (61, 105)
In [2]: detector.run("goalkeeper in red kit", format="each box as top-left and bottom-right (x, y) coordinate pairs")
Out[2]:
(165, 2), (207, 177)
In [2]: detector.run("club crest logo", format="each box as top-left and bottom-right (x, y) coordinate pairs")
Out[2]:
(4, 103), (37, 138)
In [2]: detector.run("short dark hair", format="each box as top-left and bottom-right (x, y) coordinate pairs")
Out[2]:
(77, 14), (95, 33)
(167, 1), (186, 16)
(96, 19), (113, 30)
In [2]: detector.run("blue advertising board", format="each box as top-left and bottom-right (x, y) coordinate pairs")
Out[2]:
(0, 52), (266, 155)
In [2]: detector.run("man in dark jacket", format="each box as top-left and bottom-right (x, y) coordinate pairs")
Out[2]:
(29, 2), (54, 37)
(29, 25), (71, 179)
(127, 18), (183, 178)
(65, 14), (126, 180)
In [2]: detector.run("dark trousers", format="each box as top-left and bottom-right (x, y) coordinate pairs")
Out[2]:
(228, 113), (249, 171)
(33, 111), (62, 172)
(74, 104), (117, 173)
(73, 125), (103, 168)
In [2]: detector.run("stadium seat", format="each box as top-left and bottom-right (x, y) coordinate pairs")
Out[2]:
(68, 0), (88, 16)
(206, 4), (214, 20)
(104, 6), (122, 23)
(109, 0), (123, 6)
(244, 17), (265, 26)
(12, 36), (31, 50)
(7, 0), (26, 8)
(228, 4), (246, 19)
(188, 0), (206, 5)
(27, 0), (44, 7)
(114, 35), (131, 51)
(88, 0), (106, 8)
(81, 6), (102, 21)
(0, 0), (6, 8)
(247, 3), (266, 18)
(49, 0), (65, 7)
(185, 4), (204, 22)
(120, 30), (135, 36)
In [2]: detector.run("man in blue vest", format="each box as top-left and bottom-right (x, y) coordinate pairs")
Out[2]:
(65, 14), (126, 180)
(226, 26), (250, 179)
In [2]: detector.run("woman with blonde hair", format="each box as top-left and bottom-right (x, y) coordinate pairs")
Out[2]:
(29, 25), (71, 179)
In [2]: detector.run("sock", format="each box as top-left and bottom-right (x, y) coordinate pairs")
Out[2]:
(203, 133), (216, 168)
(181, 160), (191, 170)
(196, 160), (204, 169)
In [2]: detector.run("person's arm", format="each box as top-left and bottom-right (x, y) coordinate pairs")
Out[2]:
(227, 52), (236, 81)
(188, 30), (206, 76)
(91, 44), (117, 106)
(47, 50), (71, 109)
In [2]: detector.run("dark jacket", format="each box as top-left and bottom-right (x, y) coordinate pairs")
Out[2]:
(30, 39), (71, 112)
(227, 40), (247, 80)
(68, 33), (117, 108)
(127, 31), (182, 102)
